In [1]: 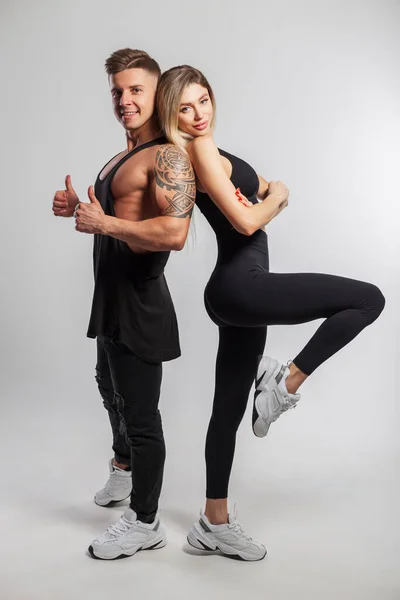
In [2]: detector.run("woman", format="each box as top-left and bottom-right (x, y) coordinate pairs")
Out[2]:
(156, 66), (385, 561)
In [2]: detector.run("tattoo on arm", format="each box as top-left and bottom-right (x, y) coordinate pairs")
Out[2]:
(154, 146), (196, 218)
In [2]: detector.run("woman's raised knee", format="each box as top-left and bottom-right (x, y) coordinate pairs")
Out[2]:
(365, 283), (385, 323)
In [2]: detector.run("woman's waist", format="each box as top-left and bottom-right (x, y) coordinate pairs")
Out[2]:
(215, 229), (269, 265)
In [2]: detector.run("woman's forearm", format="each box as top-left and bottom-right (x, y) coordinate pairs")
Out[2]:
(238, 192), (286, 236)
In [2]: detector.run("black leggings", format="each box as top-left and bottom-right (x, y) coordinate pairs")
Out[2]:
(205, 233), (385, 498)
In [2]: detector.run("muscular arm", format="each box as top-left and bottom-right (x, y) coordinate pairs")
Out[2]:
(102, 146), (195, 252)
(188, 136), (286, 236)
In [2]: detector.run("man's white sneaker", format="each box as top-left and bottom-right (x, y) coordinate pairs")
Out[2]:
(253, 356), (301, 438)
(88, 507), (166, 560)
(94, 458), (132, 506)
(187, 513), (266, 561)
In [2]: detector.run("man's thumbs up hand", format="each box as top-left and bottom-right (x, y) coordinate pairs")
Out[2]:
(75, 185), (106, 234)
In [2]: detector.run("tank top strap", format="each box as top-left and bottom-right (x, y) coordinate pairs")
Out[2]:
(105, 136), (167, 182)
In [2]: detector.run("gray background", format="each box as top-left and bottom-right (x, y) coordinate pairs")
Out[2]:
(0, 0), (399, 598)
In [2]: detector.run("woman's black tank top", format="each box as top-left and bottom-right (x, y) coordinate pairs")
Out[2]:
(86, 137), (181, 363)
(195, 148), (267, 261)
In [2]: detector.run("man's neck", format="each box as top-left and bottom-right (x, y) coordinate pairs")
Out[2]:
(126, 118), (163, 151)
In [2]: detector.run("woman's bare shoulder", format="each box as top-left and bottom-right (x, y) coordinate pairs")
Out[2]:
(187, 134), (216, 155)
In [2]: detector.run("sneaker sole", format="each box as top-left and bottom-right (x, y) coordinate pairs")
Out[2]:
(93, 492), (132, 507)
(252, 389), (274, 438)
(255, 356), (280, 392)
(252, 356), (281, 438)
(88, 537), (166, 560)
(187, 530), (266, 562)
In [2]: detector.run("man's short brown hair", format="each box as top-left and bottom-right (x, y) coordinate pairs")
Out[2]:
(105, 48), (161, 79)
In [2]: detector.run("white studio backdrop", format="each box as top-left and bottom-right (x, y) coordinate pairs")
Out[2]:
(0, 0), (399, 597)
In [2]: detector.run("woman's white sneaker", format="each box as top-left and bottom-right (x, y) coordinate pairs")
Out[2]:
(88, 507), (166, 560)
(252, 356), (301, 438)
(187, 513), (266, 561)
(94, 458), (132, 506)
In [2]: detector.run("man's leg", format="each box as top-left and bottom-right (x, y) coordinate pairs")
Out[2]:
(105, 339), (165, 523)
(96, 336), (131, 465)
(89, 338), (166, 559)
(94, 336), (132, 506)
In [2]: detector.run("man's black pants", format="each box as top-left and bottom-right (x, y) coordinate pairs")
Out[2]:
(95, 336), (165, 523)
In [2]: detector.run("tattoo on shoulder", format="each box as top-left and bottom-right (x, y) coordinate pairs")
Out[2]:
(154, 146), (196, 218)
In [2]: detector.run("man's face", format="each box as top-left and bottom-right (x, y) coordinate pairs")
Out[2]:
(109, 68), (158, 132)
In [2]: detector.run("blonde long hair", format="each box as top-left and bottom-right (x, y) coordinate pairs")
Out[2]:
(156, 65), (216, 150)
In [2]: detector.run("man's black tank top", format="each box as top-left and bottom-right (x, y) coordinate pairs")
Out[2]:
(87, 137), (181, 363)
(195, 148), (267, 261)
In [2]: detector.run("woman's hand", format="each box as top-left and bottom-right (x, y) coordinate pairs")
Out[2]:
(267, 180), (289, 203)
(263, 180), (289, 217)
(235, 188), (253, 207)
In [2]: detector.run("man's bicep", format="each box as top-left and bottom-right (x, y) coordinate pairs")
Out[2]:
(154, 146), (196, 218)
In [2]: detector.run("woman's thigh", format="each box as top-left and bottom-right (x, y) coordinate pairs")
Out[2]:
(208, 270), (380, 328)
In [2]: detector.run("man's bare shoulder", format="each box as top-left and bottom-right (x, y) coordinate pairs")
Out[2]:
(114, 144), (156, 185)
(152, 144), (196, 218)
(113, 142), (193, 199)
(150, 143), (194, 181)
(118, 142), (189, 174)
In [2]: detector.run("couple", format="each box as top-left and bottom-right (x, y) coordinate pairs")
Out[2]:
(52, 48), (385, 562)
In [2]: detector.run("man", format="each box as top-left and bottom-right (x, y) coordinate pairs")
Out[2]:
(52, 48), (195, 560)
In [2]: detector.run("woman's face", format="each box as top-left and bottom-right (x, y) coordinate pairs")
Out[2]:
(178, 83), (213, 137)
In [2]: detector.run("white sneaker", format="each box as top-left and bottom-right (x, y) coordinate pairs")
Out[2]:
(253, 356), (301, 438)
(89, 507), (166, 560)
(94, 458), (132, 506)
(187, 513), (266, 561)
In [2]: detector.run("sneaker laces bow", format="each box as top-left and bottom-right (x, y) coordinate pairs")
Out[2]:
(228, 504), (252, 541)
(107, 515), (135, 537)
(228, 521), (253, 541)
(282, 395), (298, 412)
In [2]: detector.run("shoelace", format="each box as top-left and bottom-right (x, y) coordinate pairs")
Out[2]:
(228, 505), (253, 541)
(281, 395), (298, 412)
(107, 515), (135, 537)
(227, 520), (253, 541)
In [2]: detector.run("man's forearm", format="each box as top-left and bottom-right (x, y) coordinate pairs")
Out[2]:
(102, 215), (188, 252)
